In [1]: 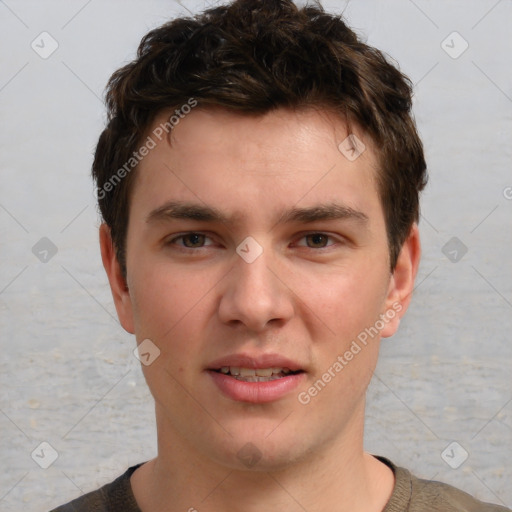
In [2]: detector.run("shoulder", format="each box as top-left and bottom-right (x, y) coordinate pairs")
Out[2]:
(49, 463), (145, 512)
(409, 473), (510, 512)
(378, 456), (511, 512)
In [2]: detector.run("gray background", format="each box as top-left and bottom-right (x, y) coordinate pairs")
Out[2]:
(0, 0), (511, 510)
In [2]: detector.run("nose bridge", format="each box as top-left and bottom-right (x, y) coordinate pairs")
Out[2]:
(218, 238), (293, 330)
(237, 246), (274, 293)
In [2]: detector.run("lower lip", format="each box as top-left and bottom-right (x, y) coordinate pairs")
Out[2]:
(207, 370), (305, 403)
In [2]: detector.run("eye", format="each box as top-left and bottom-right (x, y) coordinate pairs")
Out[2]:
(167, 232), (214, 249)
(296, 233), (337, 249)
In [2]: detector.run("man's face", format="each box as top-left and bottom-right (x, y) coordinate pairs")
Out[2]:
(109, 107), (410, 470)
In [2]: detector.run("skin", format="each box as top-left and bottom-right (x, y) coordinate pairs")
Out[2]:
(100, 107), (421, 512)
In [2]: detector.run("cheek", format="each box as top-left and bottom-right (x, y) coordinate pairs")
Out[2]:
(294, 270), (385, 423)
(129, 255), (223, 385)
(131, 262), (208, 410)
(129, 253), (203, 336)
(292, 262), (389, 341)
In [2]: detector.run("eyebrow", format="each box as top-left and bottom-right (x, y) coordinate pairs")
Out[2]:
(277, 203), (368, 225)
(147, 201), (229, 224)
(145, 200), (369, 227)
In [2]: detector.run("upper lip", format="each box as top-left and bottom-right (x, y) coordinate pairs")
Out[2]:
(207, 353), (304, 372)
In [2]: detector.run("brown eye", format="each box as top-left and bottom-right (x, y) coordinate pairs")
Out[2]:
(180, 233), (206, 248)
(305, 233), (331, 248)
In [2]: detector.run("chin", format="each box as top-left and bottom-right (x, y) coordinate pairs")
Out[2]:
(206, 431), (311, 473)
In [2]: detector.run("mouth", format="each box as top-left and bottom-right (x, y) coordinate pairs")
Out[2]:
(206, 354), (306, 403)
(211, 366), (303, 382)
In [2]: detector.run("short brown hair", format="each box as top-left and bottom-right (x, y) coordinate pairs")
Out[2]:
(92, 0), (427, 279)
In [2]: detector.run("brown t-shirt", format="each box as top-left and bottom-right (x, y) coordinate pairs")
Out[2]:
(50, 456), (511, 512)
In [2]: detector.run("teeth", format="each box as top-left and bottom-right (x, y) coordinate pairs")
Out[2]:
(217, 366), (294, 378)
(254, 368), (273, 377)
(236, 375), (283, 382)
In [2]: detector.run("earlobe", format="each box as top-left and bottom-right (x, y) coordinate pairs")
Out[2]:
(380, 223), (421, 338)
(99, 223), (135, 334)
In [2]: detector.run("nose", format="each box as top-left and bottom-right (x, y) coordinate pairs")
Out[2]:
(217, 243), (294, 332)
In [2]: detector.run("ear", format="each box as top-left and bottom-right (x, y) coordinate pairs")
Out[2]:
(380, 223), (421, 338)
(99, 223), (135, 334)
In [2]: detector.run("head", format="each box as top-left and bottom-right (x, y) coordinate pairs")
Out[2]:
(96, 0), (426, 471)
(93, 0), (427, 281)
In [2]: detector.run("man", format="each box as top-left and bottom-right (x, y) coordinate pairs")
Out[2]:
(52, 0), (510, 510)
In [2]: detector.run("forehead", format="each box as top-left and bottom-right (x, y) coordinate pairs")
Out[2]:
(131, 106), (383, 229)
(156, 106), (377, 169)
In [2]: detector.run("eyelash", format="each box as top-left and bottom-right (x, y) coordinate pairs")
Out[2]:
(166, 232), (340, 251)
(167, 233), (216, 250)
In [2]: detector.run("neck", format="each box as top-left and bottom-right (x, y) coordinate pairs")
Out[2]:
(131, 402), (395, 512)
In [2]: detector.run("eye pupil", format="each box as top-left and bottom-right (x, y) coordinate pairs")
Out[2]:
(308, 234), (328, 248)
(183, 233), (204, 247)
